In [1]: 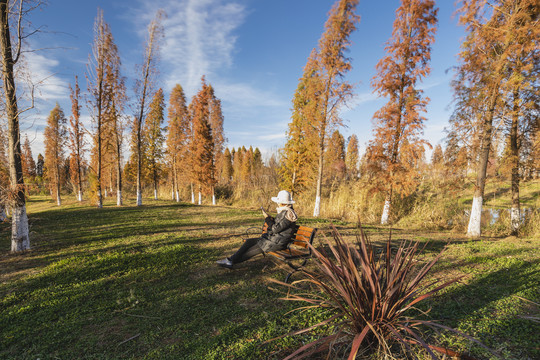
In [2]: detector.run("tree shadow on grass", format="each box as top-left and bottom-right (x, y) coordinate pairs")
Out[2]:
(520, 190), (540, 205)
(0, 237), (293, 359)
(483, 187), (511, 201)
(0, 203), (264, 285)
(422, 260), (540, 359)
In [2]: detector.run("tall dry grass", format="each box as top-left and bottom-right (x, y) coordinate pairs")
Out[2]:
(154, 174), (538, 238)
(521, 209), (540, 237)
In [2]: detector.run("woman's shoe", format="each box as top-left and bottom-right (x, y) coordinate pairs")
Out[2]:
(216, 258), (233, 269)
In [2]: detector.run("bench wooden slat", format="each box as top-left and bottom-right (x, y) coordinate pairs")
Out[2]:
(296, 227), (313, 235)
(251, 222), (317, 283)
(268, 249), (310, 260)
(268, 225), (316, 259)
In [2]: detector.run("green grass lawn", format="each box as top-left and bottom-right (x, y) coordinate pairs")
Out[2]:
(1, 196), (538, 359)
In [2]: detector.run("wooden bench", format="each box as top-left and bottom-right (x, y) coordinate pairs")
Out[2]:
(253, 223), (317, 283)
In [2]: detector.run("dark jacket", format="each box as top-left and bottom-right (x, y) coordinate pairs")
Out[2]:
(258, 208), (297, 252)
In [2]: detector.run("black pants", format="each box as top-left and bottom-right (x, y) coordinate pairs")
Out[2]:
(229, 237), (265, 264)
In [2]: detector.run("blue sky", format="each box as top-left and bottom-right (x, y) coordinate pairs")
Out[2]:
(20, 0), (465, 161)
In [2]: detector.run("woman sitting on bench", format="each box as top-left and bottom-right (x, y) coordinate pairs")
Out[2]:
(216, 190), (298, 269)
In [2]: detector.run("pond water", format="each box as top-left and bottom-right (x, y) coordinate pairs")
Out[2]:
(461, 207), (535, 227)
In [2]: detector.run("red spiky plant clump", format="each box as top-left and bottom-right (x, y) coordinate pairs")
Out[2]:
(272, 226), (497, 360)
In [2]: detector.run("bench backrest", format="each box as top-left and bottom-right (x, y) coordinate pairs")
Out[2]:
(292, 226), (317, 248)
(262, 223), (317, 249)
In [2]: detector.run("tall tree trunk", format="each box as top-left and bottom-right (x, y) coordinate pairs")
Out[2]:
(1, 0), (29, 251)
(77, 154), (83, 201)
(467, 90), (498, 237)
(313, 78), (331, 218)
(96, 91), (103, 208)
(55, 166), (61, 206)
(135, 49), (152, 208)
(173, 156), (179, 202)
(153, 166), (158, 200)
(380, 84), (405, 225)
(313, 148), (323, 217)
(116, 144), (123, 206)
(381, 188), (392, 225)
(510, 88), (520, 235)
(0, 205), (6, 221)
(136, 130), (143, 206)
(109, 167), (114, 198)
(170, 158), (175, 201)
(191, 182), (195, 203)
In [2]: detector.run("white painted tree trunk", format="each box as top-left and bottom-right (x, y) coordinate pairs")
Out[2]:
(467, 196), (483, 237)
(313, 196), (321, 217)
(171, 190), (174, 200)
(11, 204), (30, 252)
(78, 191), (83, 202)
(136, 189), (143, 206)
(104, 188), (108, 198)
(175, 190), (180, 203)
(191, 189), (195, 204)
(56, 194), (61, 206)
(97, 189), (103, 209)
(511, 206), (520, 234)
(381, 199), (391, 225)
(198, 192), (202, 205)
(154, 189), (158, 200)
(117, 190), (123, 206)
(212, 193), (216, 205)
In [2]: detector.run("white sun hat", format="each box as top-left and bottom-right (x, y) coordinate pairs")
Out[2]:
(271, 190), (295, 204)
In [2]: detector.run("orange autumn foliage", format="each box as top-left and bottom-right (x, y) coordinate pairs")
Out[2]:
(366, 0), (438, 222)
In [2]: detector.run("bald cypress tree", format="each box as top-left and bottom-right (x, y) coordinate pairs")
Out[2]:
(281, 50), (319, 196)
(87, 9), (120, 208)
(132, 10), (164, 206)
(166, 84), (190, 202)
(44, 104), (67, 206)
(144, 88), (166, 200)
(366, 0), (438, 225)
(68, 77), (86, 202)
(454, 0), (539, 237)
(501, 1), (539, 234)
(1, 0), (32, 251)
(310, 0), (359, 217)
(189, 77), (215, 205)
(325, 130), (346, 182)
(345, 134), (359, 179)
(220, 148), (233, 183)
(21, 135), (36, 181)
(207, 85), (225, 205)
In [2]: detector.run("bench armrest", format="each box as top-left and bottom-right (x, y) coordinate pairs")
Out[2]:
(245, 226), (263, 238)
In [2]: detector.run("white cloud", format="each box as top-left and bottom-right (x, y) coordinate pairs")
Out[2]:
(22, 52), (70, 102)
(128, 0), (247, 97)
(215, 82), (287, 109)
(15, 51), (71, 156)
(258, 133), (286, 141)
(420, 80), (443, 91)
(343, 91), (379, 112)
(127, 0), (290, 150)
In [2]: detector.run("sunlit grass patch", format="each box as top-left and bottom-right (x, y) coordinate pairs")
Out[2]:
(0, 196), (538, 359)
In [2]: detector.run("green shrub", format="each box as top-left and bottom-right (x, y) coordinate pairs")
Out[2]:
(272, 226), (496, 359)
